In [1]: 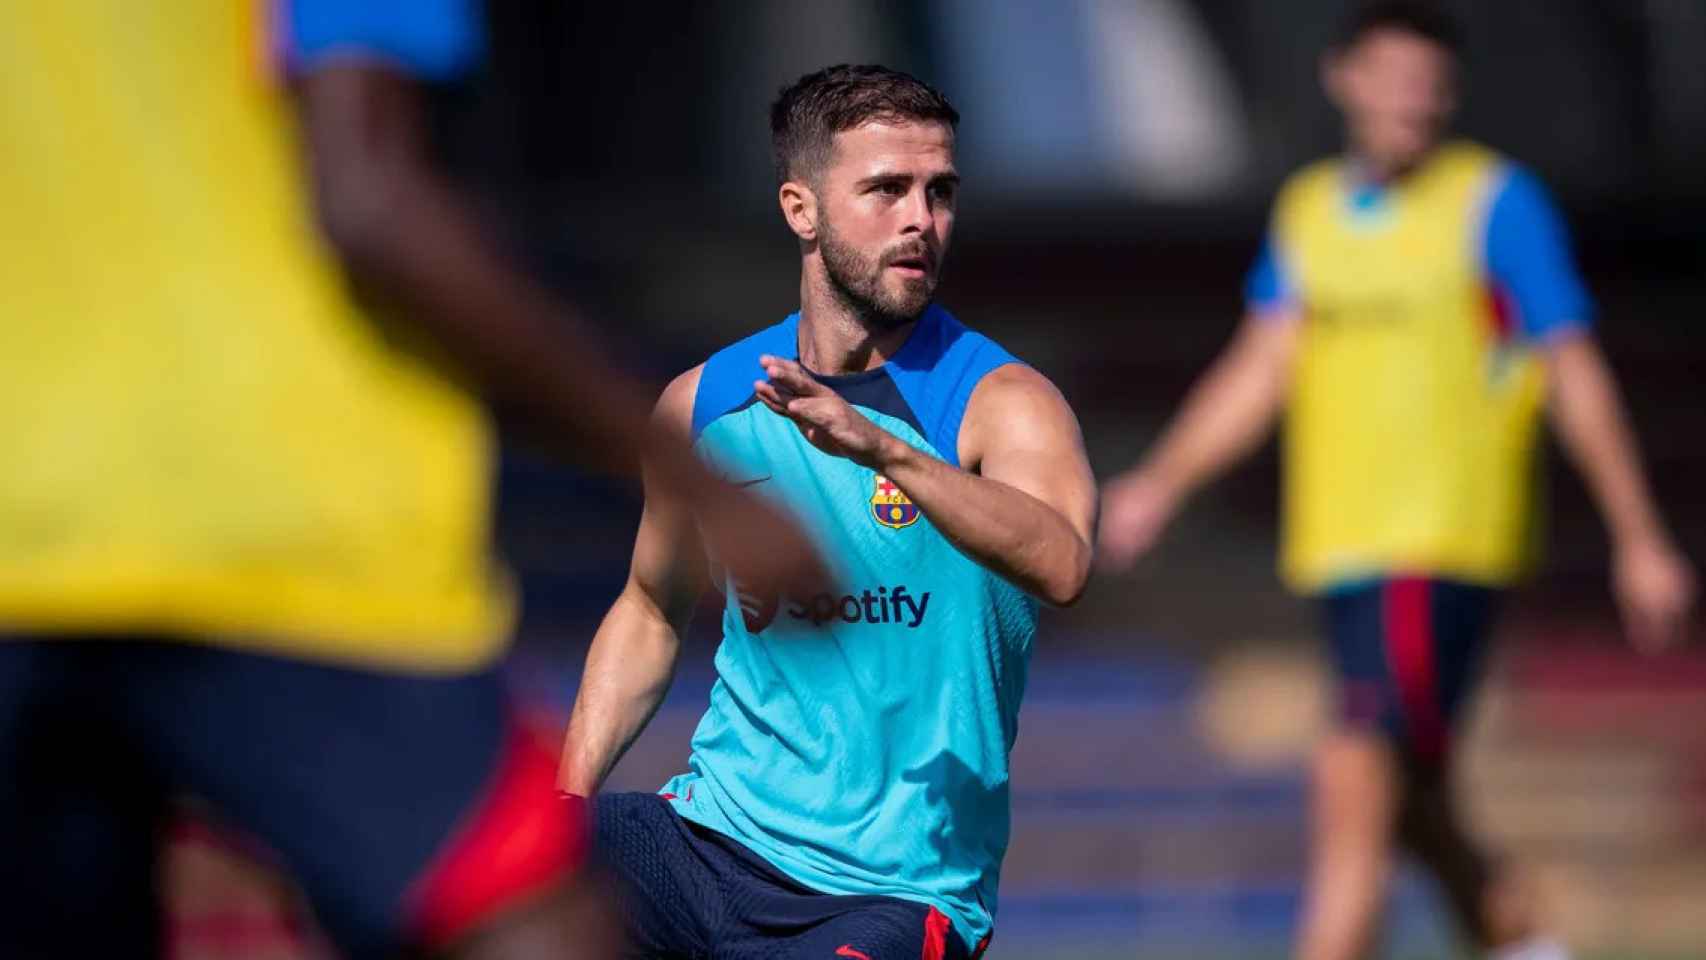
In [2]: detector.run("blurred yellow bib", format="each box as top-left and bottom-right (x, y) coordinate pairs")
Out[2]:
(1276, 142), (1546, 592)
(0, 1), (511, 669)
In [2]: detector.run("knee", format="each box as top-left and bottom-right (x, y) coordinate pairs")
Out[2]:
(1312, 733), (1395, 796)
(1310, 733), (1401, 835)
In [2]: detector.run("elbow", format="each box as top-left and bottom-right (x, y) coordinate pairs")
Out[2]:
(1040, 542), (1093, 608)
(1042, 581), (1088, 609)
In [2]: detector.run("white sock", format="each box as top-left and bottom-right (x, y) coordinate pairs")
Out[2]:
(1489, 937), (1572, 960)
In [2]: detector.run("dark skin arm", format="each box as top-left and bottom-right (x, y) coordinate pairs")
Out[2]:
(294, 63), (644, 473)
(292, 64), (826, 598)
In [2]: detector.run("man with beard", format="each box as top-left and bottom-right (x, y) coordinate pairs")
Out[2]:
(556, 65), (1096, 959)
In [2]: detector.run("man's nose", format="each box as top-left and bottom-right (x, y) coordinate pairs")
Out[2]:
(899, 187), (933, 234)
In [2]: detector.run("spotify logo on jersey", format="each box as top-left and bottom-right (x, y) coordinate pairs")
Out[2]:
(786, 586), (931, 629)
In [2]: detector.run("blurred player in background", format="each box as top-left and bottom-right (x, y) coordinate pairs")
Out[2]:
(1098, 4), (1696, 960)
(557, 65), (1097, 959)
(0, 1), (821, 957)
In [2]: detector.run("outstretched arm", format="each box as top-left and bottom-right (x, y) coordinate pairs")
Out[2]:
(1545, 335), (1696, 650)
(1097, 312), (1298, 570)
(755, 358), (1096, 607)
(557, 372), (710, 796)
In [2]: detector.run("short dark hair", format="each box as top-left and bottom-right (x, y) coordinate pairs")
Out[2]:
(770, 64), (959, 186)
(1335, 1), (1465, 55)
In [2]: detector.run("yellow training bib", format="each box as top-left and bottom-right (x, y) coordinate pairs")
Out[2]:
(1275, 142), (1547, 592)
(0, 1), (512, 669)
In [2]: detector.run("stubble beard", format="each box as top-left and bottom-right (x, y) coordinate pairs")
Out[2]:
(818, 218), (937, 333)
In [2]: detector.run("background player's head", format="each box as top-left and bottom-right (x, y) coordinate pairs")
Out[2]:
(771, 64), (960, 331)
(1323, 2), (1463, 179)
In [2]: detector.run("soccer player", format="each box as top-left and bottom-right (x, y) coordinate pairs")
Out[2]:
(557, 65), (1097, 959)
(1097, 5), (1697, 960)
(0, 2), (819, 957)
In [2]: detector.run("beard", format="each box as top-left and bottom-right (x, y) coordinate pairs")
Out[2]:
(819, 217), (939, 332)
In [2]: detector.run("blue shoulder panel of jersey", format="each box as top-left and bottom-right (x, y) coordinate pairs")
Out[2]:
(1483, 165), (1594, 342)
(282, 0), (484, 81)
(691, 314), (801, 440)
(812, 367), (928, 441)
(883, 305), (1023, 469)
(1245, 233), (1300, 316)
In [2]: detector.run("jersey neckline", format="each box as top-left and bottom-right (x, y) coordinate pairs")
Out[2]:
(784, 305), (943, 387)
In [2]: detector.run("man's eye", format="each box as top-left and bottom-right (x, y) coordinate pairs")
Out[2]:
(876, 182), (905, 197)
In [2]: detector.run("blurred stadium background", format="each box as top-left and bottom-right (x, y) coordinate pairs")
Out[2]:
(168, 1), (1705, 957)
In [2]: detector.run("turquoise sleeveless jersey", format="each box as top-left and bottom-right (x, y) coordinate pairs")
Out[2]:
(662, 305), (1039, 949)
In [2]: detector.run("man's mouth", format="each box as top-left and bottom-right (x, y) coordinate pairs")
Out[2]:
(885, 253), (932, 278)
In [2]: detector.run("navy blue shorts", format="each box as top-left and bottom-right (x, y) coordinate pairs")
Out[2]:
(595, 792), (974, 960)
(1322, 577), (1501, 765)
(0, 638), (583, 959)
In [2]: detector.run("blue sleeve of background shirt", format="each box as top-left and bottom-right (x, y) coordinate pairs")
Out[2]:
(1484, 166), (1593, 342)
(1245, 234), (1300, 316)
(283, 0), (483, 81)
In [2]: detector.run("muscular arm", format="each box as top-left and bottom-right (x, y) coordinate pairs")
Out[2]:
(756, 358), (1096, 607)
(1098, 312), (1297, 568)
(1545, 334), (1696, 647)
(879, 366), (1095, 606)
(557, 371), (708, 795)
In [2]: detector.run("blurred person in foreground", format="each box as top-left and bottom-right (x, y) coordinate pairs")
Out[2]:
(557, 65), (1097, 959)
(0, 2), (823, 957)
(1098, 4), (1696, 960)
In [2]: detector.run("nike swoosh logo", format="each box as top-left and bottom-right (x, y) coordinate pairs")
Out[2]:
(731, 475), (771, 488)
(835, 947), (872, 960)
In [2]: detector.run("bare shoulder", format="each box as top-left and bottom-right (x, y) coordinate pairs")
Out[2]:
(959, 363), (1085, 466)
(966, 363), (1076, 425)
(653, 364), (705, 433)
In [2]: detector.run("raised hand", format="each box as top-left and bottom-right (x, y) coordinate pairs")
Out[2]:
(754, 355), (897, 468)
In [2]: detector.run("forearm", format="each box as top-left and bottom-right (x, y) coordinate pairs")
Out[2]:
(331, 168), (656, 475)
(557, 592), (684, 795)
(298, 66), (657, 478)
(877, 438), (1090, 606)
(1548, 339), (1671, 547)
(1140, 318), (1292, 496)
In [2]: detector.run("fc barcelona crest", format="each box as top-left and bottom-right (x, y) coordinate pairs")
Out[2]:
(870, 474), (919, 529)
